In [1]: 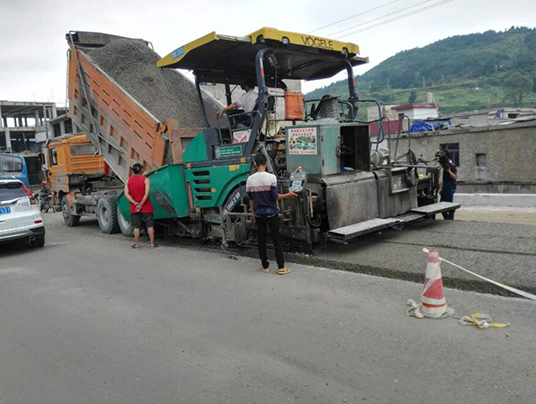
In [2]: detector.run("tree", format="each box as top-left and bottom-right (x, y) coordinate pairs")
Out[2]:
(524, 31), (536, 51)
(408, 90), (417, 104)
(533, 76), (536, 93)
(503, 72), (532, 106)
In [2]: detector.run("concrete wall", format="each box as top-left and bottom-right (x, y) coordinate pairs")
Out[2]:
(454, 193), (536, 208)
(451, 108), (536, 128)
(395, 121), (536, 193)
(396, 107), (439, 121)
(389, 107), (439, 131)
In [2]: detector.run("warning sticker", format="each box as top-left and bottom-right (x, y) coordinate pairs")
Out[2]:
(288, 127), (317, 155)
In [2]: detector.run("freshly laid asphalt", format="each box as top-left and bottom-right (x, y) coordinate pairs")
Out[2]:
(310, 219), (536, 296)
(0, 213), (535, 404)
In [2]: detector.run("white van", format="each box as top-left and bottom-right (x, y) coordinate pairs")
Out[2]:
(0, 179), (45, 247)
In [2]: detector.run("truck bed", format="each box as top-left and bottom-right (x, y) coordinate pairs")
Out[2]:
(66, 32), (214, 183)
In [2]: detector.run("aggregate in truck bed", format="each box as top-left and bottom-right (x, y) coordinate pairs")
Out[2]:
(84, 39), (206, 127)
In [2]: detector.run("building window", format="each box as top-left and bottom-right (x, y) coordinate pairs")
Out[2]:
(440, 143), (460, 166)
(508, 113), (519, 119)
(476, 153), (486, 167)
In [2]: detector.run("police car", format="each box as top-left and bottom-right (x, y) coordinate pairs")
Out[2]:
(0, 179), (45, 247)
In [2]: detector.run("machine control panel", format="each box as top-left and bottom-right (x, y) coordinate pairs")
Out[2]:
(289, 167), (307, 193)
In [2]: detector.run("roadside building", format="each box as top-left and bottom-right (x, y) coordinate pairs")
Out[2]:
(0, 100), (57, 153)
(368, 102), (440, 135)
(395, 120), (536, 194)
(0, 101), (63, 186)
(368, 98), (536, 195)
(450, 107), (536, 128)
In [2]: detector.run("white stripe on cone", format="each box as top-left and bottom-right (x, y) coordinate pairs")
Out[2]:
(420, 249), (450, 316)
(421, 296), (447, 305)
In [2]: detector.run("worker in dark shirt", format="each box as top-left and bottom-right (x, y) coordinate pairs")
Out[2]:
(439, 150), (457, 220)
(246, 153), (296, 275)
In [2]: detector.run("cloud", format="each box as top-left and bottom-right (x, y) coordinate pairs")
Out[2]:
(1, 0), (535, 103)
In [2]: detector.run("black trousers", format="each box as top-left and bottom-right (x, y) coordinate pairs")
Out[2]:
(440, 188), (456, 220)
(256, 215), (285, 269)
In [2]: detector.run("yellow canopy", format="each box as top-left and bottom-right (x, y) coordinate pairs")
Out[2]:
(158, 27), (368, 87)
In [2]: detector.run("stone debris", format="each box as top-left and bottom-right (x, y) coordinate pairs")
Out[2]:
(84, 39), (205, 127)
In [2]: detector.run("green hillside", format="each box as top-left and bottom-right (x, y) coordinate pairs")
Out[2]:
(306, 27), (536, 117)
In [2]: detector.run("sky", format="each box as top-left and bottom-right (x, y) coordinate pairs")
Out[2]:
(1, 0), (535, 106)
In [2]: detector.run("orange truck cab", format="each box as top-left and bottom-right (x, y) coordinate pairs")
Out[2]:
(46, 134), (107, 207)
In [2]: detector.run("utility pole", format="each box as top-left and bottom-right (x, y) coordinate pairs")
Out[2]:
(387, 78), (390, 90)
(423, 76), (426, 88)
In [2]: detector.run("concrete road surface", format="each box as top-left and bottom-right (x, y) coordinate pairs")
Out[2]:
(452, 207), (536, 226)
(0, 213), (535, 404)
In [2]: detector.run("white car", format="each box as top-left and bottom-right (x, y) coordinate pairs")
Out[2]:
(0, 179), (45, 248)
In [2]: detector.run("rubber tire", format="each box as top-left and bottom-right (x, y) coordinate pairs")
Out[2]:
(29, 235), (45, 248)
(62, 196), (80, 227)
(96, 196), (120, 234)
(118, 210), (134, 237)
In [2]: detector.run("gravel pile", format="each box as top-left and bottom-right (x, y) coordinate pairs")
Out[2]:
(84, 39), (206, 127)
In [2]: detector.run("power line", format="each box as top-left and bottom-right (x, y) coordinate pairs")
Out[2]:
(308, 0), (404, 34)
(335, 0), (455, 39)
(328, 0), (441, 38)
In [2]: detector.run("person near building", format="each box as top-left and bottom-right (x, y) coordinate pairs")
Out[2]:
(124, 163), (156, 249)
(439, 149), (457, 220)
(246, 153), (296, 275)
(217, 79), (258, 118)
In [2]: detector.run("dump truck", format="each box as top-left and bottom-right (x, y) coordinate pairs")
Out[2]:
(65, 29), (458, 250)
(45, 133), (124, 231)
(62, 31), (223, 235)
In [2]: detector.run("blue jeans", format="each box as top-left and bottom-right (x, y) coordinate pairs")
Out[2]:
(441, 188), (456, 220)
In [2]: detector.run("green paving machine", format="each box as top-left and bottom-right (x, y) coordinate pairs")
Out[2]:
(114, 27), (458, 250)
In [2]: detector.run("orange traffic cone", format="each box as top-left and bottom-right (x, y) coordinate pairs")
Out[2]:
(407, 249), (454, 319)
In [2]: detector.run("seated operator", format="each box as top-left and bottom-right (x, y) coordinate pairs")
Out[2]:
(217, 79), (258, 119)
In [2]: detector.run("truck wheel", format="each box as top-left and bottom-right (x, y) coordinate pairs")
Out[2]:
(62, 196), (80, 227)
(118, 210), (134, 237)
(96, 196), (120, 234)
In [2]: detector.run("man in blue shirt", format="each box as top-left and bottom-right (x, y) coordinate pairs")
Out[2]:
(247, 154), (296, 275)
(439, 150), (457, 220)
